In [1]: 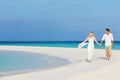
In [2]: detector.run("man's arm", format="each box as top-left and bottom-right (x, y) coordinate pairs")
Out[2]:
(100, 35), (105, 46)
(111, 34), (114, 46)
(112, 40), (114, 46)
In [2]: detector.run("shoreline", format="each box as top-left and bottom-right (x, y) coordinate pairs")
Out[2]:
(0, 45), (120, 50)
(0, 46), (120, 80)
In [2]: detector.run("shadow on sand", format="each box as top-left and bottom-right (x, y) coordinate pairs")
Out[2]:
(97, 57), (107, 60)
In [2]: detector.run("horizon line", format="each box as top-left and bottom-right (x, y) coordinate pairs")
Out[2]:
(0, 41), (119, 42)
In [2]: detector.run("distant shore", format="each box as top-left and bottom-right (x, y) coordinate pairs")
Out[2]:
(0, 41), (120, 50)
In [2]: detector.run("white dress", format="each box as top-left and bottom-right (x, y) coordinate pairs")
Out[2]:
(87, 37), (95, 61)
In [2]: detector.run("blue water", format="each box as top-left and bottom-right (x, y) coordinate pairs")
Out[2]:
(0, 41), (120, 50)
(0, 51), (70, 73)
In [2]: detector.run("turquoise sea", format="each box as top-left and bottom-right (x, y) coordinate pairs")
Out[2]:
(0, 41), (120, 50)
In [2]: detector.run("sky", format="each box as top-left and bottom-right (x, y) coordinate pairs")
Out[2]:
(0, 0), (120, 41)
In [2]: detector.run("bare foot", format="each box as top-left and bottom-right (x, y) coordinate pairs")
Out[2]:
(87, 60), (92, 63)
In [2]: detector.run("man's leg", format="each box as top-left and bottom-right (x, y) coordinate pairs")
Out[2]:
(108, 46), (112, 60)
(108, 55), (111, 60)
(106, 46), (109, 60)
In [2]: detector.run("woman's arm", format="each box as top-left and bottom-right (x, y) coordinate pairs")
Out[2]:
(83, 37), (88, 43)
(94, 37), (100, 46)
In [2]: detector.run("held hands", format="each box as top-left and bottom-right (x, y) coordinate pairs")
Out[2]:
(99, 42), (102, 46)
(99, 43), (102, 46)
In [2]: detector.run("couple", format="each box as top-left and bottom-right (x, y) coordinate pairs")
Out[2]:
(82, 28), (114, 62)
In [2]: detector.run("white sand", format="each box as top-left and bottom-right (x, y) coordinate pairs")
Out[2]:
(0, 46), (120, 80)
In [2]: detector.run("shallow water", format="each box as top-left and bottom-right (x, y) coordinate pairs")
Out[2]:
(0, 51), (70, 73)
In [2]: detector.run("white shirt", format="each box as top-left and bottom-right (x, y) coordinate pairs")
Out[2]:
(102, 33), (114, 46)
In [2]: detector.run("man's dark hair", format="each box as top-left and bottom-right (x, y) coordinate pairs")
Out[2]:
(105, 28), (110, 32)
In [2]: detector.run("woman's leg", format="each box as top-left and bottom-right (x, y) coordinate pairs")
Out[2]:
(88, 47), (94, 62)
(88, 48), (92, 61)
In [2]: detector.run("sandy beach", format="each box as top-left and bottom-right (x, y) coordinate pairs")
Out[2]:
(0, 46), (120, 80)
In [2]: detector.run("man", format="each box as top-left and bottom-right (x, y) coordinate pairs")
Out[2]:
(100, 28), (114, 61)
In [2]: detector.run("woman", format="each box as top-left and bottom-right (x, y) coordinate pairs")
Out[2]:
(82, 32), (100, 62)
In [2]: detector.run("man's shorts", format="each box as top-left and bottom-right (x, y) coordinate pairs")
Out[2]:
(106, 46), (112, 56)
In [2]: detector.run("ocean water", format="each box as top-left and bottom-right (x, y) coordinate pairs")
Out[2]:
(0, 51), (70, 74)
(0, 41), (120, 50)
